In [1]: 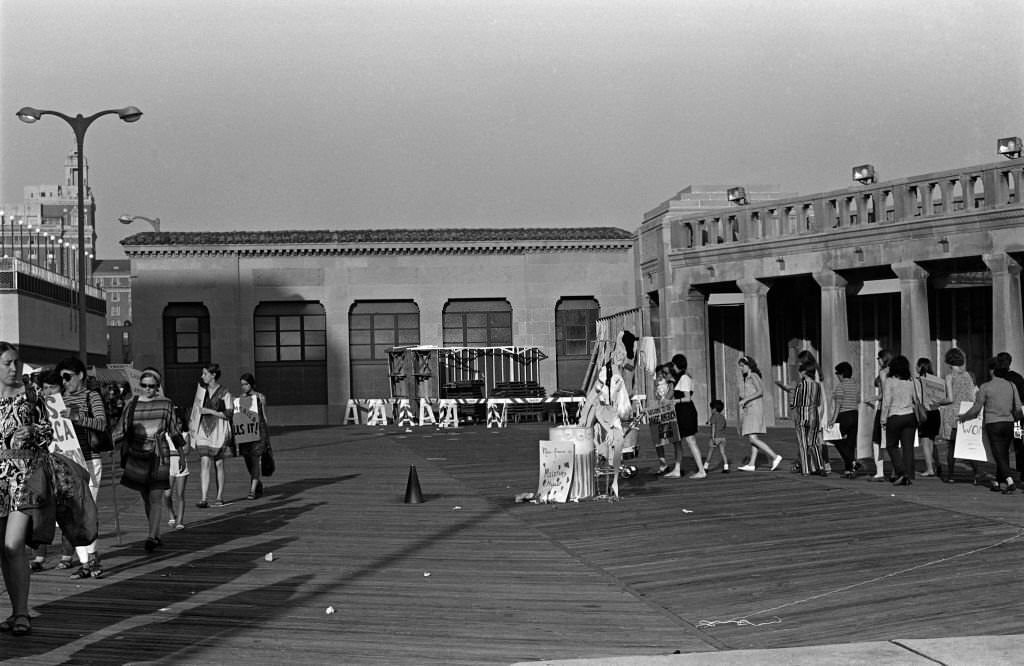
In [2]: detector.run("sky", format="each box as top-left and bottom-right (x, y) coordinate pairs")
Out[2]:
(2, 0), (1022, 259)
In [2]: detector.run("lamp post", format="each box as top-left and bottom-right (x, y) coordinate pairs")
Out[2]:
(16, 105), (142, 364)
(118, 215), (161, 232)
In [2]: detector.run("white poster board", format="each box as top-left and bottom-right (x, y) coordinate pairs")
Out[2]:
(44, 394), (88, 471)
(232, 410), (260, 444)
(536, 440), (574, 503)
(953, 401), (987, 462)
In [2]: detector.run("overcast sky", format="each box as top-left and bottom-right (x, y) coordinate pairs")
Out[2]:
(2, 0), (1021, 258)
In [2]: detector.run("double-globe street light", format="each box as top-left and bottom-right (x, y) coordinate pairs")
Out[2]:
(16, 105), (142, 364)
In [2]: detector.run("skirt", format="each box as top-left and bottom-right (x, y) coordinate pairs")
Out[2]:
(675, 401), (699, 438)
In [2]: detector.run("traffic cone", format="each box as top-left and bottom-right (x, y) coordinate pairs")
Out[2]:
(404, 465), (424, 504)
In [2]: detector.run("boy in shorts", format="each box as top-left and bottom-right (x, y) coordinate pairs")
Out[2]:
(703, 399), (730, 473)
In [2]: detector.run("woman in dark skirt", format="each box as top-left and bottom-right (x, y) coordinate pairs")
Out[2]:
(114, 368), (182, 553)
(663, 353), (705, 479)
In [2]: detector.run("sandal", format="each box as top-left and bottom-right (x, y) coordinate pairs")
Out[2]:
(0, 615), (14, 632)
(69, 564), (93, 580)
(12, 614), (31, 636)
(246, 492), (256, 500)
(144, 537), (162, 553)
(56, 557), (75, 570)
(196, 500), (209, 509)
(29, 560), (45, 572)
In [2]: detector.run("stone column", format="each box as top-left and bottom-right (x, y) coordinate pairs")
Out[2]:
(813, 270), (850, 396)
(738, 277), (775, 426)
(984, 253), (1024, 364)
(893, 262), (930, 363)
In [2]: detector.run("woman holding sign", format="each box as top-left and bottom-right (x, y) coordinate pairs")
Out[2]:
(0, 342), (50, 637)
(234, 373), (269, 500)
(939, 348), (980, 484)
(959, 355), (1024, 494)
(54, 357), (108, 580)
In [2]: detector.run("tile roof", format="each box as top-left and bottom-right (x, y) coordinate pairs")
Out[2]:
(120, 227), (634, 246)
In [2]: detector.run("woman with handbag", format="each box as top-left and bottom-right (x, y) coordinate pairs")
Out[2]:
(235, 373), (269, 500)
(191, 363), (233, 508)
(54, 357), (108, 579)
(959, 355), (1024, 494)
(0, 342), (51, 637)
(114, 368), (182, 553)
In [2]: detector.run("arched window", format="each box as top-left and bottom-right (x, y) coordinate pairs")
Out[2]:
(349, 300), (420, 399)
(254, 301), (327, 405)
(555, 297), (599, 391)
(163, 303), (211, 410)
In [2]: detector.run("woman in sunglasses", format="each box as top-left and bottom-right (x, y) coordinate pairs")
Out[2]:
(53, 357), (108, 579)
(113, 367), (183, 553)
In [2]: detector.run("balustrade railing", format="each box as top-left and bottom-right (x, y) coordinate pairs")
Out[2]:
(658, 161), (1022, 252)
(0, 256), (104, 299)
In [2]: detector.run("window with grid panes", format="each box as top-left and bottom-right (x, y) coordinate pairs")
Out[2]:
(555, 297), (599, 391)
(349, 301), (420, 398)
(254, 301), (327, 405)
(442, 299), (512, 346)
(162, 303), (211, 412)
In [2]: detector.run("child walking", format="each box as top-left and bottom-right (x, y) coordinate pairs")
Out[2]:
(651, 364), (676, 474)
(703, 399), (730, 473)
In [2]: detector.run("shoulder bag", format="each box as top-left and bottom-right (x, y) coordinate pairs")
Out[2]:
(911, 379), (929, 423)
(87, 390), (114, 453)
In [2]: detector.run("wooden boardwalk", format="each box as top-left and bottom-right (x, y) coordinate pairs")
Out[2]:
(4, 423), (1024, 664)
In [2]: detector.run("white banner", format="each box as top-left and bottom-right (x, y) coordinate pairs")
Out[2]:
(953, 401), (987, 462)
(44, 394), (88, 471)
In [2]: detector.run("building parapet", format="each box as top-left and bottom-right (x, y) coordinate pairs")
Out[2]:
(0, 257), (105, 312)
(641, 160), (1023, 258)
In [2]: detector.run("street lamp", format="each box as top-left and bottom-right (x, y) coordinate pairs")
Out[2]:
(118, 214), (161, 232)
(16, 105), (142, 364)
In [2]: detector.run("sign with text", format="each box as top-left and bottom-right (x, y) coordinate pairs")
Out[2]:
(536, 440), (574, 503)
(921, 377), (946, 409)
(954, 401), (987, 462)
(44, 394), (88, 471)
(232, 410), (261, 444)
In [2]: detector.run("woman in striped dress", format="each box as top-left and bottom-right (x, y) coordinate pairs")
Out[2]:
(54, 357), (108, 578)
(115, 368), (182, 553)
(790, 365), (825, 475)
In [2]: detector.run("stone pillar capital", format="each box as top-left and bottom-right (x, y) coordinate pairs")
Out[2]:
(983, 252), (1022, 277)
(812, 270), (848, 290)
(737, 277), (771, 295)
(892, 261), (928, 281)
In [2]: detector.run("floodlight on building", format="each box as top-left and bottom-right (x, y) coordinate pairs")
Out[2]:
(852, 164), (876, 185)
(997, 137), (1022, 159)
(727, 186), (748, 205)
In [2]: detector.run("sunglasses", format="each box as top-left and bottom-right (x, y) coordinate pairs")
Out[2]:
(140, 382), (159, 389)
(60, 372), (75, 381)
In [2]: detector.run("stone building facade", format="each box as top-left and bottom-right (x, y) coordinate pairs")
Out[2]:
(638, 159), (1024, 454)
(122, 227), (636, 425)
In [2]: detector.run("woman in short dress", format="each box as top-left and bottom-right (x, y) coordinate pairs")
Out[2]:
(191, 363), (233, 508)
(0, 342), (50, 636)
(736, 355), (783, 471)
(663, 354), (705, 478)
(915, 358), (944, 477)
(115, 368), (182, 552)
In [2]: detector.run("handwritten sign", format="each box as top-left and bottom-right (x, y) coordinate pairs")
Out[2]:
(536, 440), (574, 503)
(232, 410), (260, 444)
(44, 394), (88, 471)
(921, 377), (946, 409)
(954, 401), (987, 462)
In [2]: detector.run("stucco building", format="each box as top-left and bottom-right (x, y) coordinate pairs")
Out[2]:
(122, 227), (636, 425)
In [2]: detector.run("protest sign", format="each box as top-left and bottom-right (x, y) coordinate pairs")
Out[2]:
(45, 394), (88, 471)
(953, 401), (987, 462)
(536, 439), (574, 503)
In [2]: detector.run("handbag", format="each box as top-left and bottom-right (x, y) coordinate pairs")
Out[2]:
(121, 448), (154, 486)
(261, 442), (276, 477)
(86, 391), (114, 453)
(911, 379), (929, 423)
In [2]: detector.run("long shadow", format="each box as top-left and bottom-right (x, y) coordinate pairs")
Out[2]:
(0, 475), (358, 659)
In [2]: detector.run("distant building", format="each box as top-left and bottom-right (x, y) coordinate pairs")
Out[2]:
(121, 227), (637, 425)
(1, 149), (100, 279)
(92, 259), (133, 363)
